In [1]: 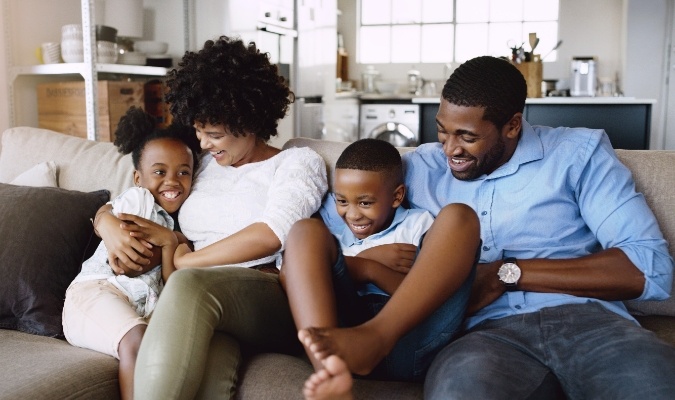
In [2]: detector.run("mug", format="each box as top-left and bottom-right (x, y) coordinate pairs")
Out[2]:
(41, 42), (61, 64)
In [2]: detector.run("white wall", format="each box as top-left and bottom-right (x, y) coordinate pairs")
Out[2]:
(623, 0), (670, 150)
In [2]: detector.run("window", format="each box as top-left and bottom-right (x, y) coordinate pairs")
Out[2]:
(358, 0), (559, 64)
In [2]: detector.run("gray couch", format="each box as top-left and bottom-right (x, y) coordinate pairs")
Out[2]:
(0, 127), (673, 399)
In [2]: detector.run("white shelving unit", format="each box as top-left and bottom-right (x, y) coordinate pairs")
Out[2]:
(3, 0), (185, 141)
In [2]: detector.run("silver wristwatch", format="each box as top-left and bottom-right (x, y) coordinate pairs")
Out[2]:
(498, 257), (521, 291)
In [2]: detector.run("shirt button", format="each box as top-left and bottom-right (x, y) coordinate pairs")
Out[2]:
(481, 211), (487, 216)
(482, 246), (490, 251)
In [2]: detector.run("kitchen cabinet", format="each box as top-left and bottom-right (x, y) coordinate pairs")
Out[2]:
(2, 0), (185, 141)
(415, 97), (654, 150)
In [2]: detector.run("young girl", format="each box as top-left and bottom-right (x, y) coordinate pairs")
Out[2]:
(62, 107), (201, 400)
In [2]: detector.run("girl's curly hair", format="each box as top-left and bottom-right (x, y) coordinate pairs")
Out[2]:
(114, 106), (202, 172)
(165, 36), (294, 141)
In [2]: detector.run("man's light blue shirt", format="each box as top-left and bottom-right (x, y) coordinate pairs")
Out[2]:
(402, 119), (673, 329)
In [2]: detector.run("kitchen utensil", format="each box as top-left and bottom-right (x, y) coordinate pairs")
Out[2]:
(529, 32), (539, 52)
(542, 40), (563, 60)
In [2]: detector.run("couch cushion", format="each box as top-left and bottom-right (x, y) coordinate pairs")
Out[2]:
(617, 150), (675, 317)
(236, 353), (422, 400)
(0, 330), (119, 399)
(0, 183), (109, 338)
(9, 160), (58, 187)
(0, 127), (133, 198)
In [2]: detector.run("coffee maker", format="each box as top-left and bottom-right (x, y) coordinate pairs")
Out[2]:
(570, 57), (597, 97)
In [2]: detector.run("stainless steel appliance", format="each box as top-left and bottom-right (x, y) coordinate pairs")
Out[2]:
(360, 104), (420, 147)
(570, 57), (597, 97)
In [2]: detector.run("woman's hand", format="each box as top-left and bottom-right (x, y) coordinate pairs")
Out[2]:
(117, 213), (178, 249)
(356, 243), (417, 274)
(95, 206), (153, 275)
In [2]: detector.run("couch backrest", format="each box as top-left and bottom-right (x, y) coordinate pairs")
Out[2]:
(284, 137), (675, 317)
(0, 127), (133, 198)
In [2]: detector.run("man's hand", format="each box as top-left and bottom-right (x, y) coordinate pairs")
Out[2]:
(357, 243), (417, 274)
(466, 260), (505, 315)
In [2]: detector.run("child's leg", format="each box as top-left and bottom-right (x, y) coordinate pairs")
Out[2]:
(279, 218), (341, 370)
(63, 280), (149, 398)
(118, 324), (146, 400)
(299, 203), (480, 377)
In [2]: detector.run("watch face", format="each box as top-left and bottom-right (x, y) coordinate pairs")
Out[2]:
(498, 262), (521, 284)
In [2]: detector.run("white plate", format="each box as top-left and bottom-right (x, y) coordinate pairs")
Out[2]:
(118, 52), (147, 65)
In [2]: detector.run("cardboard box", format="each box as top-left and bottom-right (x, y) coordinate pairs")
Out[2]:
(37, 81), (145, 141)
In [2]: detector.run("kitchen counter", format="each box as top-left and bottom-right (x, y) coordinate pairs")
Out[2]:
(414, 97), (655, 150)
(411, 96), (656, 105)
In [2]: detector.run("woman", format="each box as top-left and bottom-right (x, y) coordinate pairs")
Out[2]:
(95, 36), (328, 399)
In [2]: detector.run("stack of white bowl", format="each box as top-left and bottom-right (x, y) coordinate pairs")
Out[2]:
(60, 24), (120, 64)
(61, 24), (84, 63)
(96, 25), (118, 64)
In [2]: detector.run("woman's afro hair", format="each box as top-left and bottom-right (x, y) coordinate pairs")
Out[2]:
(165, 35), (294, 141)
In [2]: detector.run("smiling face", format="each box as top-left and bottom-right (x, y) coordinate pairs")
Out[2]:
(194, 122), (263, 167)
(333, 168), (404, 240)
(436, 101), (521, 180)
(133, 138), (194, 214)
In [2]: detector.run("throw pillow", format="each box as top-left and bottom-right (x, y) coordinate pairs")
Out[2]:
(9, 161), (58, 187)
(0, 183), (109, 338)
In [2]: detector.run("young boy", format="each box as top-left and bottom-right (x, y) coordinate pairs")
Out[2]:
(281, 138), (480, 398)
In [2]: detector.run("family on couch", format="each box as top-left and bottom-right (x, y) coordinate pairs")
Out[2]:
(69, 35), (674, 400)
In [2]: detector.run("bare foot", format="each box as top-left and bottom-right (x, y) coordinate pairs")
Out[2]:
(298, 324), (393, 376)
(304, 355), (353, 400)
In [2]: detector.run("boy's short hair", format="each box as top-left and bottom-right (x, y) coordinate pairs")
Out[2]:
(335, 138), (403, 188)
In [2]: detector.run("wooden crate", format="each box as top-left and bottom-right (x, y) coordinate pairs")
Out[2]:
(37, 81), (145, 142)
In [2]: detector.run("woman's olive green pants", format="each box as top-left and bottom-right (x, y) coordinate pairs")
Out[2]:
(134, 267), (299, 399)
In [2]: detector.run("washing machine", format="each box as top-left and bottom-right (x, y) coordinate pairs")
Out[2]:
(359, 104), (420, 147)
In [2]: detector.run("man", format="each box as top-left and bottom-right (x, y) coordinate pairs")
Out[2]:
(408, 56), (675, 399)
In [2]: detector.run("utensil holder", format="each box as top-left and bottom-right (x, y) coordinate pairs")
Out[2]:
(514, 60), (543, 98)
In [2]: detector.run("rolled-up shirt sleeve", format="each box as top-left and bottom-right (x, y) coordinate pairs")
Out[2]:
(579, 135), (673, 301)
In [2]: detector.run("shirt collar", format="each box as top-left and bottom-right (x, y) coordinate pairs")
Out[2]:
(338, 207), (409, 248)
(484, 118), (544, 180)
